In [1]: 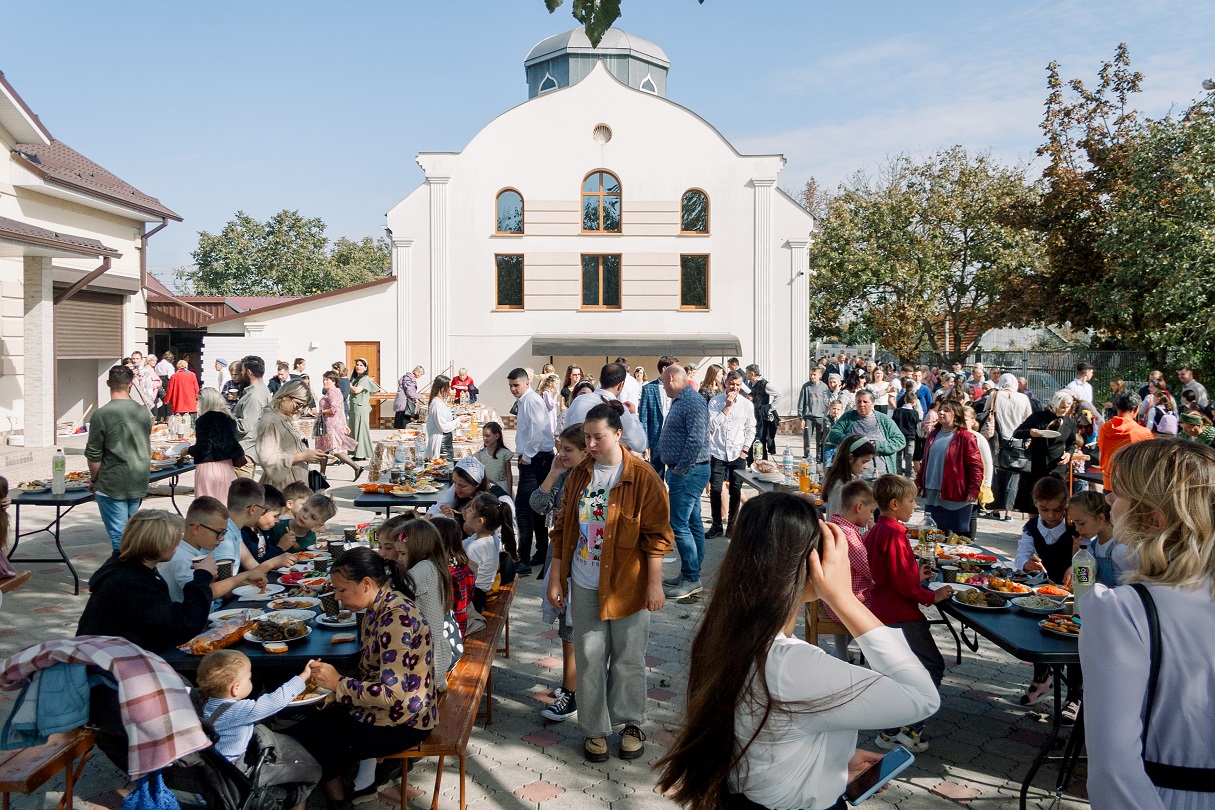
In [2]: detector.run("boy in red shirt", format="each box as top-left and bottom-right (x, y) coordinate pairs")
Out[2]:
(823, 480), (877, 661)
(864, 474), (953, 753)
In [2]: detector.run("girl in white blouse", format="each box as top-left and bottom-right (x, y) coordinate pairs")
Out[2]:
(1081, 438), (1215, 809)
(656, 492), (939, 810)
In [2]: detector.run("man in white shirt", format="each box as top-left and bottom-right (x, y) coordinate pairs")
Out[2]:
(562, 363), (649, 453)
(1063, 362), (1095, 406)
(509, 367), (555, 575)
(615, 356), (643, 411)
(706, 370), (756, 538)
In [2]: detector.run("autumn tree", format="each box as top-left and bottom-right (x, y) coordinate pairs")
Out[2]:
(175, 210), (390, 296)
(807, 147), (1043, 364)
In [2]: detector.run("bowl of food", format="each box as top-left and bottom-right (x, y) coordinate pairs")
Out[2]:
(1011, 595), (1065, 615)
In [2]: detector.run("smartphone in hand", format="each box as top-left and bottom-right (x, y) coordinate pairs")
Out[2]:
(843, 747), (915, 805)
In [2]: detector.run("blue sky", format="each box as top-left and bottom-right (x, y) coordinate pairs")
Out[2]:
(4, 1), (1212, 281)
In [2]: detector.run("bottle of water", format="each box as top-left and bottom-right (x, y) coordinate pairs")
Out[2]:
(414, 430), (427, 462)
(781, 446), (794, 485)
(1071, 541), (1097, 617)
(51, 448), (66, 495)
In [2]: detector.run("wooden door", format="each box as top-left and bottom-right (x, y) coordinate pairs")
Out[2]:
(346, 342), (381, 385)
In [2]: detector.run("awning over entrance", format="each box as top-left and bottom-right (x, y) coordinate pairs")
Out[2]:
(532, 333), (742, 357)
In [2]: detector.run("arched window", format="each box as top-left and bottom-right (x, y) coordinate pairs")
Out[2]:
(496, 189), (523, 234)
(539, 72), (558, 94)
(640, 74), (657, 94)
(582, 171), (621, 233)
(681, 189), (709, 233)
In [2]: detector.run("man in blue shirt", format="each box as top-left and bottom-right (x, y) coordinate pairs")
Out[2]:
(657, 364), (711, 600)
(638, 355), (678, 479)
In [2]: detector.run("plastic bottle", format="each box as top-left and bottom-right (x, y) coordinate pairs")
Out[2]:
(781, 446), (794, 485)
(917, 513), (938, 570)
(414, 431), (427, 462)
(798, 455), (812, 493)
(51, 448), (66, 495)
(1071, 541), (1097, 617)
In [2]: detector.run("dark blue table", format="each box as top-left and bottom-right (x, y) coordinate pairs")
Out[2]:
(352, 482), (450, 517)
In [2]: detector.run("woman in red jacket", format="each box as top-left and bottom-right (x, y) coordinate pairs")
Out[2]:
(164, 360), (200, 421)
(915, 399), (983, 536)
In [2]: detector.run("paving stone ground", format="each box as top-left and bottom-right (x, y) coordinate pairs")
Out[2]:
(0, 431), (1090, 809)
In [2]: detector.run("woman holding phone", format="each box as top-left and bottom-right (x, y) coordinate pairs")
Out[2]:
(656, 492), (939, 810)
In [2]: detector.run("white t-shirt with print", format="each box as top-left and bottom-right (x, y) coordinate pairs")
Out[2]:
(571, 462), (623, 590)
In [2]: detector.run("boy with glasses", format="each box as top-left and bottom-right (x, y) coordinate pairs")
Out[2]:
(158, 496), (268, 601)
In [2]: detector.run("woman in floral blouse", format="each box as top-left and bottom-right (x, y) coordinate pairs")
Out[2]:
(286, 547), (436, 805)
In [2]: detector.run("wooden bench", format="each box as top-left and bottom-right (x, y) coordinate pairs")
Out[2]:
(382, 579), (516, 810)
(0, 727), (95, 810)
(0, 570), (31, 595)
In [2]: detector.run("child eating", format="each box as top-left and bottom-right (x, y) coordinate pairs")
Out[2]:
(864, 474), (951, 752)
(197, 650), (320, 809)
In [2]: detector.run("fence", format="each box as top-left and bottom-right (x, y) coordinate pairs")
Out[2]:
(875, 349), (1156, 405)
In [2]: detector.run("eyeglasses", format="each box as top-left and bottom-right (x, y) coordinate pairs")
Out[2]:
(192, 522), (227, 538)
(249, 503), (267, 514)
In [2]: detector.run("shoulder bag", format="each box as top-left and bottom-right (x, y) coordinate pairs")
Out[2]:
(1130, 583), (1215, 792)
(997, 438), (1032, 473)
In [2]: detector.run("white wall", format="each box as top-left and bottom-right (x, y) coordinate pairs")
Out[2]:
(387, 62), (813, 416)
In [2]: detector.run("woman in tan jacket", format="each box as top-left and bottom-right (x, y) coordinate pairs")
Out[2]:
(547, 401), (674, 764)
(256, 380), (325, 492)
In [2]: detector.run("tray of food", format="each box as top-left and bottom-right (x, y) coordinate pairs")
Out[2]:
(1039, 614), (1081, 638)
(953, 590), (1010, 610)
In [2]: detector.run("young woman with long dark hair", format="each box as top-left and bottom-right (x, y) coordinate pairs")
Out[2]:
(821, 436), (876, 519)
(425, 374), (461, 460)
(656, 493), (939, 810)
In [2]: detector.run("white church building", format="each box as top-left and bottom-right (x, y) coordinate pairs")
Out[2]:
(206, 28), (815, 416)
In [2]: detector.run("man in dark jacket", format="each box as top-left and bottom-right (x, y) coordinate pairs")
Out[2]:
(638, 355), (678, 478)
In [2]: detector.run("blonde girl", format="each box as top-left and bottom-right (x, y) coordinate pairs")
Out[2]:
(1081, 439), (1215, 808)
(1068, 491), (1124, 587)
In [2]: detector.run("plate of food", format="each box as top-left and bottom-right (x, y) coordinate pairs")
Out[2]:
(245, 619), (311, 644)
(1039, 615), (1081, 638)
(928, 581), (975, 592)
(17, 480), (50, 493)
(316, 610), (358, 628)
(751, 460), (779, 474)
(208, 608), (264, 625)
(278, 571), (306, 587)
(63, 481), (91, 491)
(268, 597), (321, 611)
(953, 590), (1010, 610)
(1035, 584), (1073, 599)
(276, 563), (314, 575)
(262, 609), (315, 624)
(1012, 595), (1065, 615)
(389, 486), (417, 497)
(298, 577), (330, 593)
(293, 551), (331, 561)
(986, 577), (1033, 595)
(290, 686), (333, 707)
(413, 484), (439, 494)
(232, 583), (286, 600)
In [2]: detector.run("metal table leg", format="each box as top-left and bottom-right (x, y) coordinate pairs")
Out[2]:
(1020, 664), (1076, 810)
(7, 503), (82, 595)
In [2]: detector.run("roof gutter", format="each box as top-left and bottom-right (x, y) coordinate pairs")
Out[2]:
(139, 218), (169, 288)
(54, 257), (111, 304)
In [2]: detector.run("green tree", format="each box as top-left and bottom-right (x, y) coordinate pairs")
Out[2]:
(179, 210), (389, 296)
(544, 0), (703, 46)
(1096, 94), (1215, 367)
(807, 148), (1043, 364)
(1011, 44), (1143, 334)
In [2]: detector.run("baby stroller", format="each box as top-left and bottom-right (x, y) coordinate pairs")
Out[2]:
(90, 685), (315, 810)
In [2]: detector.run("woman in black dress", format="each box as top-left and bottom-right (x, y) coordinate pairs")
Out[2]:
(1011, 390), (1077, 515)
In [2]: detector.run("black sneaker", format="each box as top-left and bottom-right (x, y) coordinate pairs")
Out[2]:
(515, 562), (533, 576)
(705, 526), (724, 539)
(541, 689), (577, 722)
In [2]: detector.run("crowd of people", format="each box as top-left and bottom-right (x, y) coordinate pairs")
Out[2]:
(5, 350), (1215, 810)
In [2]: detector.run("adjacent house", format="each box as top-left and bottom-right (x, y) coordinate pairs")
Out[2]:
(0, 71), (180, 446)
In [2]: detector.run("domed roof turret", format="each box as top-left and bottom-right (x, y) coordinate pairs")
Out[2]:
(524, 28), (670, 99)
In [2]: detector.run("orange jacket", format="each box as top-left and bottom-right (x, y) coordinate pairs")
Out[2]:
(550, 452), (673, 620)
(1096, 415), (1154, 488)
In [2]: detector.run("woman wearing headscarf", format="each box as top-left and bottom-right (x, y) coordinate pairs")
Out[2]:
(1179, 411), (1215, 446)
(347, 358), (382, 461)
(1011, 390), (1077, 516)
(990, 373), (1034, 521)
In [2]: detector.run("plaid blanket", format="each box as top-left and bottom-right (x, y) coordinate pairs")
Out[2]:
(0, 636), (209, 778)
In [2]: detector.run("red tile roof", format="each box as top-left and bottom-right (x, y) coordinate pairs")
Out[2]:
(0, 214), (121, 257)
(13, 140), (181, 221)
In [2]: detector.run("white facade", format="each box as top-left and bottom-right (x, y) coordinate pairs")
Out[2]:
(385, 45), (814, 414)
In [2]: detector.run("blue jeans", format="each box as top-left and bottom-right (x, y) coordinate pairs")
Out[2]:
(926, 503), (974, 536)
(95, 493), (142, 551)
(667, 462), (711, 582)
